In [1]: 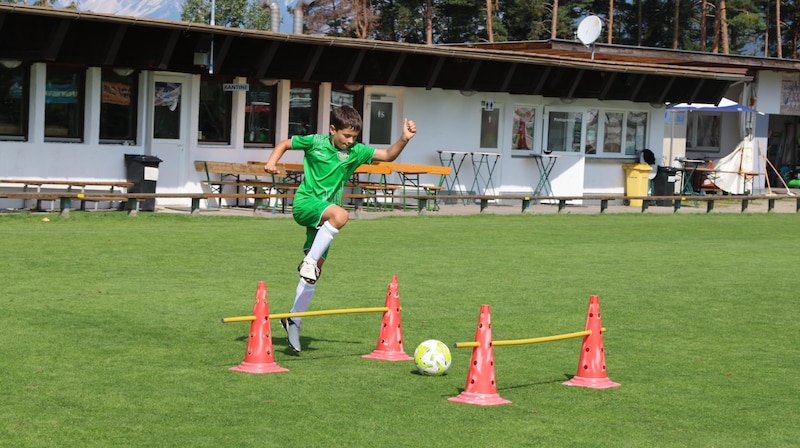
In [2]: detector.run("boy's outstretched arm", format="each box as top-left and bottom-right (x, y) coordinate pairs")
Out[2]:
(373, 118), (417, 162)
(264, 138), (293, 174)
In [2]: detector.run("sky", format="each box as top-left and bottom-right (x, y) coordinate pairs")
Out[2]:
(75, 0), (295, 33)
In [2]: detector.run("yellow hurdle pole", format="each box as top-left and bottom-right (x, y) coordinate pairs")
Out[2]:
(453, 327), (606, 348)
(221, 315), (258, 323)
(221, 307), (391, 323)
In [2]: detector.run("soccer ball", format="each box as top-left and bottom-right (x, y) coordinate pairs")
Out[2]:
(414, 339), (452, 376)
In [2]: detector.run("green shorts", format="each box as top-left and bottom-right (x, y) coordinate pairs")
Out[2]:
(293, 197), (334, 259)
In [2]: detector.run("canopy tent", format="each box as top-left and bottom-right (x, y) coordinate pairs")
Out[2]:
(667, 97), (762, 114)
(665, 98), (765, 193)
(665, 97), (762, 160)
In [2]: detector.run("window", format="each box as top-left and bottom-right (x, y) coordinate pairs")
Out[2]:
(331, 84), (363, 113)
(369, 101), (394, 145)
(289, 82), (318, 137)
(626, 112), (648, 155)
(331, 88), (355, 109)
(601, 110), (648, 156)
(331, 86), (363, 141)
(686, 112), (720, 151)
(585, 109), (598, 154)
(198, 76), (233, 143)
(603, 111), (623, 153)
(545, 107), (647, 156)
(100, 69), (137, 143)
(45, 66), (84, 141)
(0, 63), (27, 140)
(545, 110), (583, 152)
(244, 81), (276, 146)
(153, 81), (182, 139)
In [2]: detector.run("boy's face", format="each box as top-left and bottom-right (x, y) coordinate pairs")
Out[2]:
(330, 125), (360, 150)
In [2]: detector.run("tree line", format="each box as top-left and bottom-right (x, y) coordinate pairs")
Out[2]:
(8, 0), (795, 58)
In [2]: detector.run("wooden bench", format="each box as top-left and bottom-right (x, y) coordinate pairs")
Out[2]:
(246, 161), (401, 211)
(349, 163), (397, 211)
(194, 160), (300, 210)
(0, 179), (133, 211)
(3, 191), (800, 217)
(376, 162), (452, 210)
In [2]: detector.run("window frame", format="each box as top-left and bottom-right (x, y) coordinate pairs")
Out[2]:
(686, 111), (721, 152)
(99, 68), (138, 144)
(288, 81), (319, 138)
(197, 75), (234, 145)
(44, 65), (85, 143)
(543, 106), (648, 157)
(0, 63), (29, 141)
(244, 79), (277, 147)
(542, 107), (585, 154)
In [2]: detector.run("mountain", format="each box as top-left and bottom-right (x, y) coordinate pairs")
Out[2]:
(75, 1), (295, 34)
(76, 0), (182, 21)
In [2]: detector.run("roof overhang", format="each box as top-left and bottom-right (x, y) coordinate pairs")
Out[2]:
(0, 4), (762, 104)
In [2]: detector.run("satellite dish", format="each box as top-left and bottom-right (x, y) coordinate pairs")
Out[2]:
(577, 15), (602, 47)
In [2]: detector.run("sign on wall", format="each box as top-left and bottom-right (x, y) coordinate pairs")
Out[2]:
(780, 74), (800, 116)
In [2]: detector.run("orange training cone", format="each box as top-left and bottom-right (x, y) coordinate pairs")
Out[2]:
(448, 304), (512, 406)
(563, 295), (620, 389)
(362, 276), (413, 361)
(230, 281), (288, 374)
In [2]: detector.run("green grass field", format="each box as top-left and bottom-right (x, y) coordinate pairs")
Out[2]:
(1, 211), (798, 447)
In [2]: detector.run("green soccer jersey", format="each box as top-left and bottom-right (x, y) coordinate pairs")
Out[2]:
(292, 134), (375, 205)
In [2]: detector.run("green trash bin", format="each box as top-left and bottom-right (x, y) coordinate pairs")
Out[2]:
(622, 164), (653, 207)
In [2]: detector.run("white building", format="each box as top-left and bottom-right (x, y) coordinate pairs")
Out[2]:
(1, 5), (798, 210)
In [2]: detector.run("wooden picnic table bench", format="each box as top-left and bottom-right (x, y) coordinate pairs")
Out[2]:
(373, 162), (451, 210)
(0, 178), (134, 211)
(194, 160), (301, 209)
(246, 161), (401, 211)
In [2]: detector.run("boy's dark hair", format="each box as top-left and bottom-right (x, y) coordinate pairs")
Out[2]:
(331, 106), (363, 132)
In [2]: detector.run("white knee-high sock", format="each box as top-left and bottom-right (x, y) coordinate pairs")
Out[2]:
(290, 278), (316, 327)
(305, 221), (338, 262)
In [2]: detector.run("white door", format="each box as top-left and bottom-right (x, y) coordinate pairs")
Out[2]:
(541, 107), (587, 203)
(148, 73), (191, 196)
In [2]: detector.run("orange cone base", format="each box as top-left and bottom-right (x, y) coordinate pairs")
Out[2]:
(230, 361), (289, 374)
(362, 350), (413, 361)
(563, 376), (620, 389)
(448, 392), (512, 406)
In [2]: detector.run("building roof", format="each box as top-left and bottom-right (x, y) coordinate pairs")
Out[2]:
(1, 4), (789, 105)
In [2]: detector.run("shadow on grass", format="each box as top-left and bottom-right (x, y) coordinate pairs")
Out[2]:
(232, 333), (381, 360)
(443, 375), (571, 398)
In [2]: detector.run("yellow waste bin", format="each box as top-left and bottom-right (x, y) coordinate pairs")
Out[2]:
(622, 164), (653, 207)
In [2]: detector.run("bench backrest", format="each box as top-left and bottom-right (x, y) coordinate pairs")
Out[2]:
(247, 161), (305, 171)
(354, 163), (392, 175)
(247, 161), (389, 176)
(194, 161), (287, 180)
(378, 162), (451, 176)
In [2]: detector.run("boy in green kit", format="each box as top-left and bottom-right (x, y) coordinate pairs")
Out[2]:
(264, 106), (417, 352)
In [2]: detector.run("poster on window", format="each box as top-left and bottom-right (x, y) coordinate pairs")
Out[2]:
(511, 106), (534, 150)
(154, 82), (181, 111)
(153, 82), (181, 139)
(102, 81), (131, 106)
(45, 82), (78, 104)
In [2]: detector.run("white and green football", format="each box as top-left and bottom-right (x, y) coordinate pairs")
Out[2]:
(414, 339), (452, 376)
